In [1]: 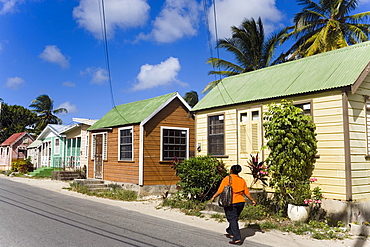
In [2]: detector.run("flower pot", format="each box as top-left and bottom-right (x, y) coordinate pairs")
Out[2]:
(287, 204), (310, 222)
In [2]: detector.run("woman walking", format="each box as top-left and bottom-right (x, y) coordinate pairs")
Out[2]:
(210, 165), (256, 245)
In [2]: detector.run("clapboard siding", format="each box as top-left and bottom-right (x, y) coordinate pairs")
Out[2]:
(348, 77), (370, 200)
(143, 98), (194, 185)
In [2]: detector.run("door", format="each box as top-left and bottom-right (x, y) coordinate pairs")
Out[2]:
(94, 134), (103, 179)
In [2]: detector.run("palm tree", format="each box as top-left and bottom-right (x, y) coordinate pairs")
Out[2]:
(284, 0), (370, 59)
(29, 94), (67, 132)
(204, 17), (287, 93)
(183, 90), (199, 107)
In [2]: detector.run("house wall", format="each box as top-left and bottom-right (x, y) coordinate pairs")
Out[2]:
(0, 134), (33, 170)
(88, 125), (140, 184)
(0, 147), (10, 170)
(348, 74), (370, 200)
(143, 98), (195, 186)
(195, 90), (352, 200)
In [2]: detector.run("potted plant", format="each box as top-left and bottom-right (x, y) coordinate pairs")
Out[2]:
(263, 99), (318, 221)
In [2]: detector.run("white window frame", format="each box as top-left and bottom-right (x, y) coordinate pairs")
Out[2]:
(160, 126), (189, 161)
(208, 114), (225, 156)
(54, 138), (60, 155)
(118, 126), (134, 161)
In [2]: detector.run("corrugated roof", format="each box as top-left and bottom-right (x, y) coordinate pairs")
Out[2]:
(27, 140), (42, 149)
(193, 41), (370, 111)
(88, 92), (178, 130)
(1, 132), (29, 146)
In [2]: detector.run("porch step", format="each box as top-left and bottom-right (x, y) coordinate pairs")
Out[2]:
(51, 171), (83, 181)
(74, 179), (109, 192)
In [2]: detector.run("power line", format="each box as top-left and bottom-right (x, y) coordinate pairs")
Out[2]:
(206, 0), (234, 104)
(99, 0), (129, 123)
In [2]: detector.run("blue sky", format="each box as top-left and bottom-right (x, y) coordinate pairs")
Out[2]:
(1, 0), (370, 125)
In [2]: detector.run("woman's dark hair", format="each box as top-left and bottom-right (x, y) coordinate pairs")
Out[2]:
(230, 165), (242, 174)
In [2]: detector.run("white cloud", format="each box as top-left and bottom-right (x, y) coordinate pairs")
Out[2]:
(58, 101), (79, 114)
(208, 0), (283, 40)
(73, 0), (150, 40)
(39, 45), (70, 69)
(5, 76), (25, 90)
(132, 57), (186, 91)
(0, 0), (24, 15)
(82, 67), (109, 85)
(62, 81), (76, 87)
(139, 0), (200, 43)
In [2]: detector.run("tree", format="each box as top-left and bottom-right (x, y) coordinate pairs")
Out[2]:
(204, 17), (287, 93)
(183, 90), (199, 107)
(29, 94), (67, 133)
(284, 0), (370, 59)
(0, 103), (39, 143)
(263, 100), (317, 210)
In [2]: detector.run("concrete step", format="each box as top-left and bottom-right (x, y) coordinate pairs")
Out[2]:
(73, 179), (109, 192)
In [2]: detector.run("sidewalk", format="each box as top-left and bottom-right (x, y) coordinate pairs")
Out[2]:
(2, 175), (370, 247)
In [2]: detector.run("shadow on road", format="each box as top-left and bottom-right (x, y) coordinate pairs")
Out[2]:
(240, 224), (264, 240)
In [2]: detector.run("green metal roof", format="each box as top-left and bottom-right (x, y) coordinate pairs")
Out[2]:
(193, 41), (370, 111)
(88, 92), (178, 130)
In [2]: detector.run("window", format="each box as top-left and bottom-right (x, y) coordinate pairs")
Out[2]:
(54, 139), (60, 155)
(161, 127), (188, 160)
(208, 114), (224, 155)
(295, 102), (312, 116)
(239, 108), (262, 154)
(119, 127), (133, 161)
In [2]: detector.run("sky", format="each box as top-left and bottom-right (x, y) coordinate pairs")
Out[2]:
(1, 0), (370, 125)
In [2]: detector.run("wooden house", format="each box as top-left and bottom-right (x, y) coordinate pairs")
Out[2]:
(59, 118), (97, 170)
(29, 124), (69, 169)
(192, 41), (370, 204)
(87, 92), (194, 193)
(0, 132), (34, 170)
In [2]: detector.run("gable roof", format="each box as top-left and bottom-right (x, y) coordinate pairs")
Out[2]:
(88, 92), (190, 130)
(0, 132), (33, 146)
(36, 124), (70, 140)
(192, 41), (370, 111)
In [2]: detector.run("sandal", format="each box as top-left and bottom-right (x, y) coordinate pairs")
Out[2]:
(229, 240), (242, 245)
(225, 234), (233, 239)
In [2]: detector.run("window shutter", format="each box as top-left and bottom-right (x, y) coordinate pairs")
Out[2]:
(103, 133), (107, 160)
(91, 135), (96, 159)
(240, 125), (247, 153)
(252, 123), (259, 152)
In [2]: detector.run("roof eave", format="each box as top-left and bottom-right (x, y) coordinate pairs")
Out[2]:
(351, 61), (370, 94)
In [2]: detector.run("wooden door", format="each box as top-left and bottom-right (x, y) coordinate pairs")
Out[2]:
(94, 134), (103, 179)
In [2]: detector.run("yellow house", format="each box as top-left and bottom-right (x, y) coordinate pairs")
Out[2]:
(192, 41), (370, 204)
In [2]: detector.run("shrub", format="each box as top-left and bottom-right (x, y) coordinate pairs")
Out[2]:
(263, 100), (317, 209)
(173, 155), (228, 202)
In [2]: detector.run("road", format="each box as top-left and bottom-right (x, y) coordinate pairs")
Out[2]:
(0, 178), (269, 247)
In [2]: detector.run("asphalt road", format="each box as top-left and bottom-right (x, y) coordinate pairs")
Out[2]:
(0, 178), (270, 247)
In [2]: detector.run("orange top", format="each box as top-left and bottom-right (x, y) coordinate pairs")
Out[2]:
(217, 174), (250, 204)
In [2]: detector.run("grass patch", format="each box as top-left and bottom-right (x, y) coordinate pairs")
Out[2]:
(68, 182), (138, 201)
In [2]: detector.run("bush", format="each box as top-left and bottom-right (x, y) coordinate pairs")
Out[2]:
(11, 157), (34, 173)
(263, 100), (317, 209)
(239, 205), (268, 221)
(173, 155), (228, 202)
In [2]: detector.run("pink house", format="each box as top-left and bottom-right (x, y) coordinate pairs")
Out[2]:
(0, 132), (34, 171)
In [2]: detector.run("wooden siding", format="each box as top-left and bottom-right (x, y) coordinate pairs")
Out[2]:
(143, 98), (195, 185)
(348, 75), (370, 200)
(88, 126), (140, 184)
